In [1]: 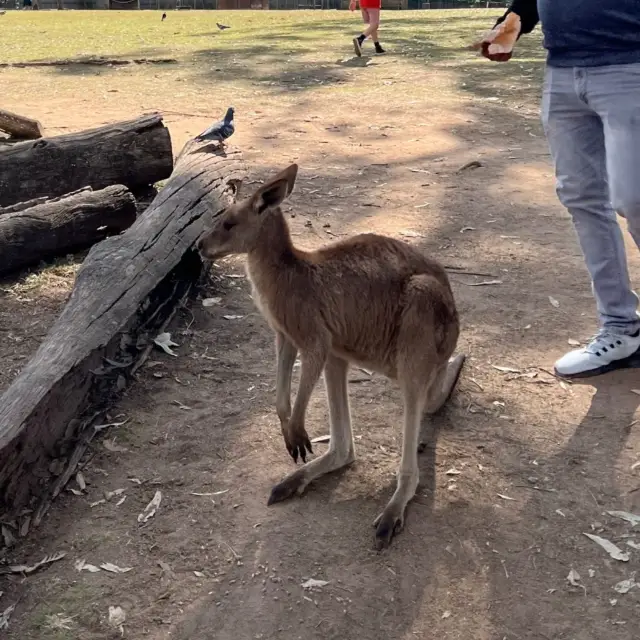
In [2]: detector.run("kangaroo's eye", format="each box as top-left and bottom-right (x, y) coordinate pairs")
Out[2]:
(223, 220), (236, 231)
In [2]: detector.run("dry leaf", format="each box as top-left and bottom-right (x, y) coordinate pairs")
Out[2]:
(3, 552), (66, 575)
(0, 604), (16, 630)
(93, 419), (128, 432)
(492, 365), (521, 374)
(108, 606), (126, 635)
(583, 533), (630, 562)
(153, 332), (179, 357)
(90, 499), (106, 508)
(190, 489), (228, 497)
(613, 575), (637, 594)
(607, 510), (640, 526)
(138, 490), (162, 524)
(497, 494), (516, 501)
(548, 296), (560, 308)
(75, 559), (101, 573)
(158, 560), (176, 580)
(2, 524), (16, 548)
(105, 488), (126, 501)
(567, 569), (583, 590)
(193, 570), (205, 578)
(445, 468), (461, 476)
(568, 339), (581, 347)
(302, 578), (329, 589)
(45, 613), (74, 631)
(311, 435), (331, 444)
(465, 279), (503, 287)
(202, 297), (222, 307)
(626, 541), (640, 550)
(76, 472), (86, 491)
(100, 562), (132, 574)
(442, 610), (452, 619)
(116, 495), (127, 507)
(104, 440), (129, 453)
(631, 389), (640, 396)
(223, 314), (244, 320)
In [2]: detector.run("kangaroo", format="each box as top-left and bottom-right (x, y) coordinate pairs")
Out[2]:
(197, 164), (465, 549)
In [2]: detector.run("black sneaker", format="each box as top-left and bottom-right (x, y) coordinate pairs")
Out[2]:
(353, 37), (363, 57)
(374, 44), (386, 55)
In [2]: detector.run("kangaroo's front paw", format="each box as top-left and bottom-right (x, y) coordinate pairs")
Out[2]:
(282, 423), (313, 463)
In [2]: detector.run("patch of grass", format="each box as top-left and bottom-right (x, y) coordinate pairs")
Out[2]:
(5, 256), (80, 298)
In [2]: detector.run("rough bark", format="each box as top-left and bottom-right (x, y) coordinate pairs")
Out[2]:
(0, 108), (44, 140)
(0, 141), (245, 519)
(0, 114), (173, 208)
(0, 185), (137, 277)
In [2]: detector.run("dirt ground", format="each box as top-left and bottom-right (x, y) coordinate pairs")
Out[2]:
(1, 10), (639, 640)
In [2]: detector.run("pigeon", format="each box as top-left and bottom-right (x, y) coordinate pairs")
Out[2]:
(161, 12), (166, 21)
(216, 22), (231, 31)
(194, 107), (235, 145)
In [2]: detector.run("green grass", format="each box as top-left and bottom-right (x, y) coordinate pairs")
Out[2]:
(0, 9), (545, 110)
(0, 9), (541, 66)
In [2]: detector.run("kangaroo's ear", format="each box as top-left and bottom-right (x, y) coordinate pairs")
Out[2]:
(251, 164), (298, 214)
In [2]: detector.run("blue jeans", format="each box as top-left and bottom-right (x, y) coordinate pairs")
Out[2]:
(541, 63), (640, 335)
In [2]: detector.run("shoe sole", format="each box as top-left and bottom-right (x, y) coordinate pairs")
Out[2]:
(353, 38), (362, 57)
(555, 345), (640, 379)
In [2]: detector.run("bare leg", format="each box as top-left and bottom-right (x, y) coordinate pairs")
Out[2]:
(275, 332), (298, 427)
(374, 383), (426, 549)
(363, 24), (376, 39)
(269, 355), (355, 504)
(282, 345), (328, 463)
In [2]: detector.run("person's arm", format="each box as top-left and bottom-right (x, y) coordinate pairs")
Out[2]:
(495, 0), (539, 37)
(477, 0), (539, 62)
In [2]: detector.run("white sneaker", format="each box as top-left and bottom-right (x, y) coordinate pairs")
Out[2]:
(554, 330), (640, 378)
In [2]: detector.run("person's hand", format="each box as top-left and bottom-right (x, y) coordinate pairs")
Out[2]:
(480, 42), (513, 63)
(472, 12), (521, 63)
(349, 0), (356, 11)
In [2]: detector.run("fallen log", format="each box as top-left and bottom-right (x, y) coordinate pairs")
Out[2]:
(0, 107), (44, 140)
(0, 139), (245, 521)
(0, 57), (178, 69)
(0, 113), (173, 208)
(0, 185), (137, 277)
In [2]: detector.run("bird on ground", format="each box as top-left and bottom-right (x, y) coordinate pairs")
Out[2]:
(216, 22), (231, 31)
(161, 12), (166, 21)
(194, 107), (235, 146)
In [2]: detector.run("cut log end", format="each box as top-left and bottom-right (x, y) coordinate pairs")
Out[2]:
(0, 185), (138, 277)
(0, 108), (44, 141)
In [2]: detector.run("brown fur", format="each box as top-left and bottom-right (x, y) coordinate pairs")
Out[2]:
(198, 164), (465, 548)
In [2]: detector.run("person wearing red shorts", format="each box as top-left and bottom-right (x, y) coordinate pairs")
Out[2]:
(349, 0), (385, 56)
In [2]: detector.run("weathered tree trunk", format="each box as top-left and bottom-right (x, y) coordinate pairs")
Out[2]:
(0, 114), (173, 208)
(0, 108), (44, 140)
(0, 140), (244, 521)
(0, 185), (137, 277)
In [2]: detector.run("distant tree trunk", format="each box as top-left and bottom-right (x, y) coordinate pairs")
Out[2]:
(57, 0), (63, 8)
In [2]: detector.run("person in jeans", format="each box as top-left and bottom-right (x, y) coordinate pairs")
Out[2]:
(350, 0), (385, 57)
(479, 0), (640, 378)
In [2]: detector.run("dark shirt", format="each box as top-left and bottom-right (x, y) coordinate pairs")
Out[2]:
(500, 0), (640, 67)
